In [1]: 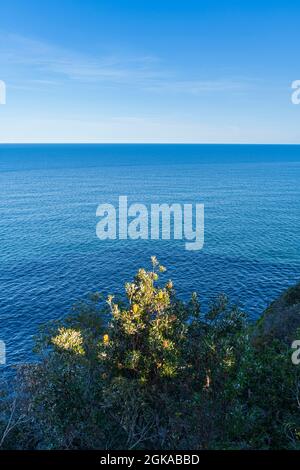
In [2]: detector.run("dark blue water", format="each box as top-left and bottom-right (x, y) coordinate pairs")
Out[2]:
(1, 144), (300, 366)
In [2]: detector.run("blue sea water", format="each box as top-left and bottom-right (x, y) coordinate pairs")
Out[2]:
(0, 144), (300, 367)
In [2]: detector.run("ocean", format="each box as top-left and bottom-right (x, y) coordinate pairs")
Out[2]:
(0, 144), (300, 367)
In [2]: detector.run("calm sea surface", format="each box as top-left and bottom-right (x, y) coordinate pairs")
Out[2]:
(1, 144), (300, 366)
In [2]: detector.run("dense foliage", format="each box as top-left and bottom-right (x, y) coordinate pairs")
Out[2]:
(1, 258), (300, 449)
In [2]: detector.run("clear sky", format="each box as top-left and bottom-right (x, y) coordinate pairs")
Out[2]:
(0, 0), (299, 143)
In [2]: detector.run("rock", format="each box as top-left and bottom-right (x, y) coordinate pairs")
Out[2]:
(254, 282), (300, 345)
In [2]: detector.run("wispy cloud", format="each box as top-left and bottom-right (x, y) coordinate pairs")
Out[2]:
(0, 32), (162, 84)
(0, 31), (254, 94)
(144, 79), (249, 94)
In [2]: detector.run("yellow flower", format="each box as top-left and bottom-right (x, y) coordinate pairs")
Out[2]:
(132, 304), (139, 314)
(103, 334), (109, 345)
(163, 340), (170, 349)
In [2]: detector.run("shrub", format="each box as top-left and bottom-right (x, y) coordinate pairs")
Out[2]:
(1, 258), (300, 450)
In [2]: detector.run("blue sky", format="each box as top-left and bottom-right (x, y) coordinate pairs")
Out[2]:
(0, 0), (299, 143)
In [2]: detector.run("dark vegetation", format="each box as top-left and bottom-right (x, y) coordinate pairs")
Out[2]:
(1, 258), (300, 450)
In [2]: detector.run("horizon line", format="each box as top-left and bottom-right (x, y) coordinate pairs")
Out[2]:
(0, 142), (300, 146)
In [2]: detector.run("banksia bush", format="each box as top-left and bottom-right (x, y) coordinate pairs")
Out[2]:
(102, 260), (191, 384)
